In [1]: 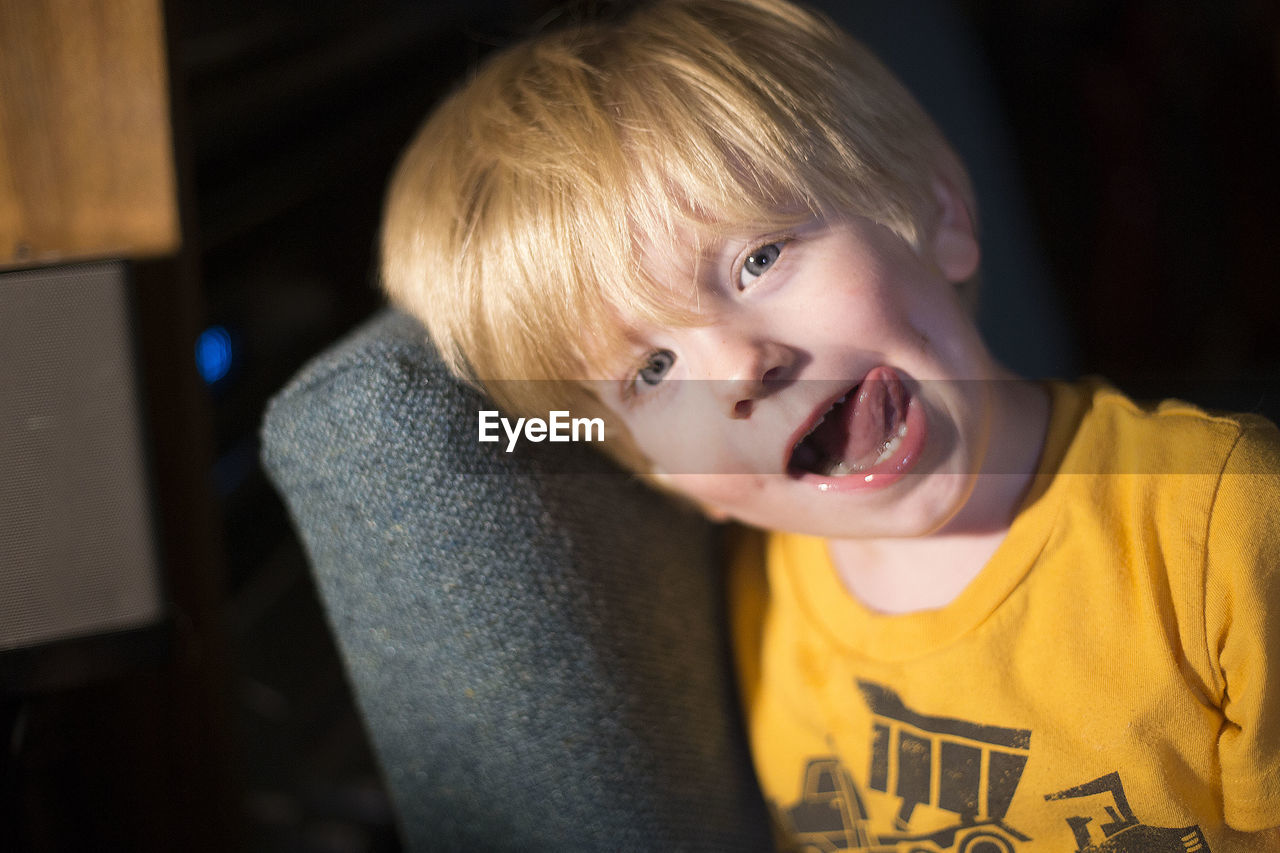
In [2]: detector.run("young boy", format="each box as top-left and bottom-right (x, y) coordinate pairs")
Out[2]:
(380, 0), (1280, 848)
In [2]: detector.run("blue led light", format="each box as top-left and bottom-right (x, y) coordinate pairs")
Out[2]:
(196, 325), (234, 384)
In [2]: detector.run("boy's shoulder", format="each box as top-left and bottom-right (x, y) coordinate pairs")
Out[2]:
(1041, 378), (1280, 615)
(1050, 377), (1280, 478)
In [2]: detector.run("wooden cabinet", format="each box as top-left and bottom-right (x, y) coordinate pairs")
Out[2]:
(0, 4), (239, 851)
(0, 0), (179, 268)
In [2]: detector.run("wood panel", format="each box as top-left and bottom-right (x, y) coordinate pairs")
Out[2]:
(0, 0), (179, 268)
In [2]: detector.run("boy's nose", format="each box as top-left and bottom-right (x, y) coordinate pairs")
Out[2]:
(711, 337), (793, 420)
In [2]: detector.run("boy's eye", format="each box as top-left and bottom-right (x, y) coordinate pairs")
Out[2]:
(738, 241), (784, 289)
(635, 349), (675, 389)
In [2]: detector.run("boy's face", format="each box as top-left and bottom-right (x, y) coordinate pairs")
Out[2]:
(590, 196), (1005, 540)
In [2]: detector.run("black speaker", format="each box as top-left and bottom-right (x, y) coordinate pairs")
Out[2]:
(0, 261), (167, 692)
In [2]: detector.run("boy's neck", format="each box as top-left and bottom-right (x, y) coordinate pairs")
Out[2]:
(825, 376), (1051, 615)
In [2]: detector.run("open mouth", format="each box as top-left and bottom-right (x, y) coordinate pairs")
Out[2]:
(787, 366), (921, 482)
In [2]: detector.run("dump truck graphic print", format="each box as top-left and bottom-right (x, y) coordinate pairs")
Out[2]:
(779, 680), (1032, 851)
(776, 679), (1215, 852)
(859, 680), (1031, 836)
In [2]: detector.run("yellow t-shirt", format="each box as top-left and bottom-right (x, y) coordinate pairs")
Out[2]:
(731, 380), (1280, 852)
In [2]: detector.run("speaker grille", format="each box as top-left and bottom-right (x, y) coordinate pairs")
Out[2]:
(0, 262), (163, 652)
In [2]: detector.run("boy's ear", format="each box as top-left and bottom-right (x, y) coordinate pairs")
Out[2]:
(929, 171), (981, 284)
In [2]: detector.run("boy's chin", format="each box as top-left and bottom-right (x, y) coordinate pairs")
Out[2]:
(729, 467), (983, 540)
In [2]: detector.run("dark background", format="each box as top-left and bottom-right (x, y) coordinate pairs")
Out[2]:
(7, 1), (1280, 850)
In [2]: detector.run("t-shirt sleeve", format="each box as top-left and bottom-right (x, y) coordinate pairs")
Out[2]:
(1205, 415), (1280, 831)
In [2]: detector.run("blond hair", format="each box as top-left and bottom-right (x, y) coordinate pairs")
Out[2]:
(381, 0), (972, 470)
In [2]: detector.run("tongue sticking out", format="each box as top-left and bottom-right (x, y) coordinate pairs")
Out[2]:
(797, 366), (910, 476)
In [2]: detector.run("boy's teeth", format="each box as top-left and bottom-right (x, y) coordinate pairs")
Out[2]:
(797, 394), (849, 446)
(813, 425), (906, 477)
(874, 429), (906, 464)
(823, 458), (855, 477)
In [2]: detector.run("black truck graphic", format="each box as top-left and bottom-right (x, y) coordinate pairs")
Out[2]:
(780, 681), (1033, 852)
(1044, 772), (1211, 852)
(780, 680), (1216, 852)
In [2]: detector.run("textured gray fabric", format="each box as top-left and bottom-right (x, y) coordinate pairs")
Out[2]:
(261, 309), (772, 852)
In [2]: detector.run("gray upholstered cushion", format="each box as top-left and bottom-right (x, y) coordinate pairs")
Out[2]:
(261, 309), (771, 852)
